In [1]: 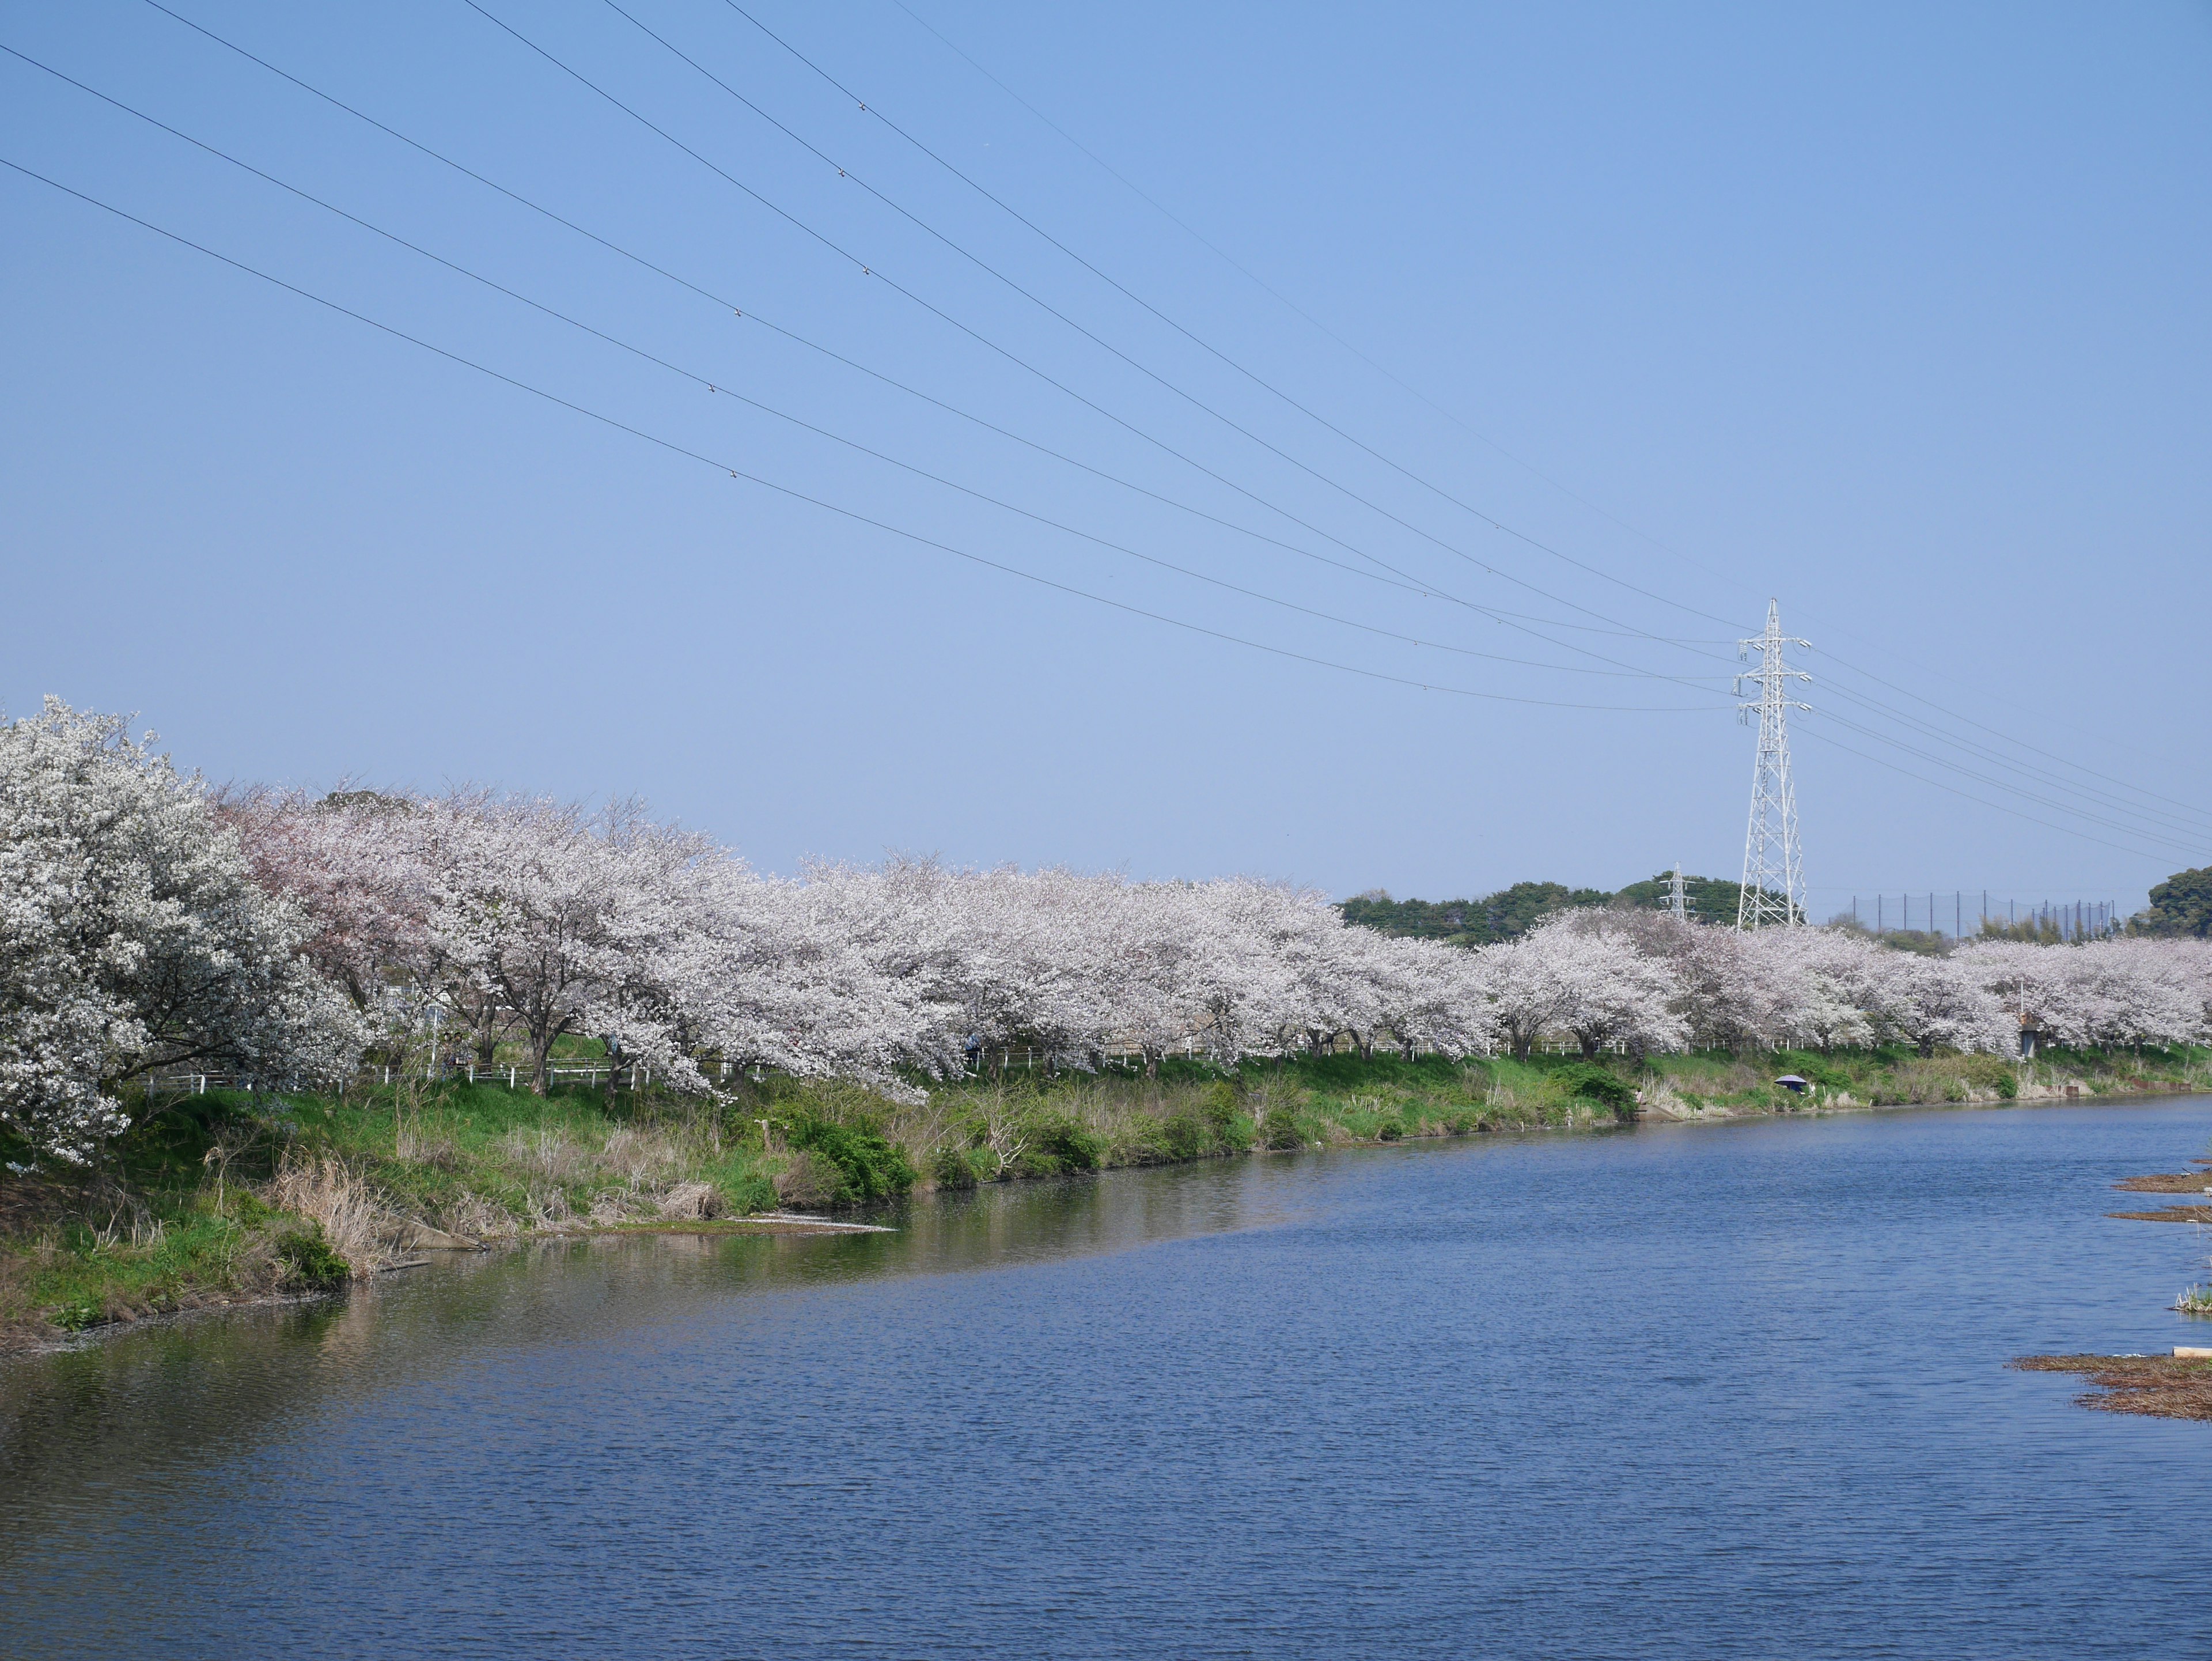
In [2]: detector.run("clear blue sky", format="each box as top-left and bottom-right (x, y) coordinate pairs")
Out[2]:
(5, 1), (2208, 916)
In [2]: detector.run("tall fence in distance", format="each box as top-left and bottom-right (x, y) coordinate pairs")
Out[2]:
(1840, 892), (2120, 941)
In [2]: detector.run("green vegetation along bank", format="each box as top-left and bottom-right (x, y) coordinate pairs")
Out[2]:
(7, 1043), (2209, 1349)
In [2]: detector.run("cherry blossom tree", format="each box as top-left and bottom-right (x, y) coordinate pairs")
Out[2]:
(1956, 938), (2207, 1050)
(1365, 934), (1494, 1060)
(675, 863), (942, 1091)
(72, 703), (2212, 1126)
(1529, 913), (1687, 1057)
(1, 701), (362, 1162)
(412, 793), (726, 1095)
(1862, 948), (2010, 1056)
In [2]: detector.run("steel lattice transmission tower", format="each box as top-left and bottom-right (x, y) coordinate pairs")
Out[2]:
(1736, 599), (1810, 930)
(1668, 864), (1689, 921)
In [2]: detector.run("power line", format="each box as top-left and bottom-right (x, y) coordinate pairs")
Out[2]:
(1812, 644), (2212, 828)
(703, 0), (1751, 635)
(75, 7), (2207, 850)
(3, 40), (1740, 696)
(1807, 707), (2206, 860)
(1792, 723), (2181, 865)
(147, 0), (1741, 693)
(877, 0), (1728, 598)
(132, 0), (1725, 660)
(871, 0), (2212, 835)
(457, 0), (1758, 672)
(1811, 674), (2212, 846)
(131, 1), (1738, 689)
(0, 154), (1728, 716)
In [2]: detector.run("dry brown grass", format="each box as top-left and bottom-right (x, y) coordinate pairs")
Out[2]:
(2108, 1204), (2212, 1224)
(656, 1181), (724, 1220)
(772, 1150), (835, 1208)
(599, 1126), (689, 1191)
(2011, 1354), (2212, 1421)
(442, 1190), (520, 1242)
(2112, 1172), (2212, 1193)
(499, 1127), (595, 1185)
(265, 1152), (400, 1276)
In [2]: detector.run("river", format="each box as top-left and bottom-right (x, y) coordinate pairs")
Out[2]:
(4, 1098), (2209, 1658)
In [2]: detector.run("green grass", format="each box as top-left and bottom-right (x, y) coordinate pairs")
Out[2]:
(6, 1041), (2209, 1343)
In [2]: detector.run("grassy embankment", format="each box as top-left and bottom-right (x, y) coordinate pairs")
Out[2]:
(6, 1042), (2209, 1346)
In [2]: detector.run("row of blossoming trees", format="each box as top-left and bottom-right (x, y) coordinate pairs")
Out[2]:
(6, 700), (2211, 1164)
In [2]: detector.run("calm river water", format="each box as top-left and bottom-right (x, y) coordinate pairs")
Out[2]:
(5, 1099), (2210, 1658)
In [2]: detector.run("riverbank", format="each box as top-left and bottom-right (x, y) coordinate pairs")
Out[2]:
(6, 1043), (2209, 1348)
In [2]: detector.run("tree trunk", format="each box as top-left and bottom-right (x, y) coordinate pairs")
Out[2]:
(1578, 1033), (1601, 1059)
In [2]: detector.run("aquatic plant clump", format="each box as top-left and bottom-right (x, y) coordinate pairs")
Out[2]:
(2010, 1354), (2212, 1421)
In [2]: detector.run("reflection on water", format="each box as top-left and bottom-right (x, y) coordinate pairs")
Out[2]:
(0, 1154), (1307, 1520)
(5, 1103), (2210, 1659)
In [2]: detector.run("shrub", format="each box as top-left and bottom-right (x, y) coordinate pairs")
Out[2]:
(1957, 1053), (2020, 1100)
(1016, 1113), (1104, 1177)
(1160, 1110), (1209, 1161)
(1202, 1080), (1239, 1134)
(787, 1118), (915, 1205)
(720, 1171), (777, 1214)
(929, 1144), (978, 1190)
(275, 1224), (350, 1289)
(1552, 1062), (1639, 1122)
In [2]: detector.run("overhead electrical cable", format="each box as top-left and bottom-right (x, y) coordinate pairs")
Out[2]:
(1791, 724), (2181, 865)
(1804, 709), (2207, 860)
(876, 0), (1725, 593)
(0, 47), (1732, 687)
(456, 0), (1758, 674)
(0, 155), (1729, 715)
(126, 0), (1723, 654)
(1811, 645), (2212, 829)
(107, 6), (2191, 845)
(710, 0), (1752, 635)
(142, 0), (1743, 690)
(129, 11), (1752, 703)
(873, 0), (2211, 836)
(1809, 674), (2212, 844)
(138, 0), (1734, 690)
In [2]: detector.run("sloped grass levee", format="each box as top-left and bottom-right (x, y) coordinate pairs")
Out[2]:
(6, 1044), (2210, 1344)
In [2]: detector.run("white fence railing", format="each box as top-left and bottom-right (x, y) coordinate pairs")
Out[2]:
(145, 1031), (1693, 1098)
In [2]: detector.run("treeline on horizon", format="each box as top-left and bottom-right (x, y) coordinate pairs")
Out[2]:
(1339, 875), (1747, 944)
(1343, 867), (2212, 947)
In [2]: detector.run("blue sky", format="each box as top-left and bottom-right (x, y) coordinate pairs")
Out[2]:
(4, 1), (2207, 916)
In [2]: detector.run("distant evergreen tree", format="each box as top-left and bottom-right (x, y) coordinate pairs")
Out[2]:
(1612, 872), (1745, 927)
(2135, 867), (2212, 939)
(1338, 881), (1610, 947)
